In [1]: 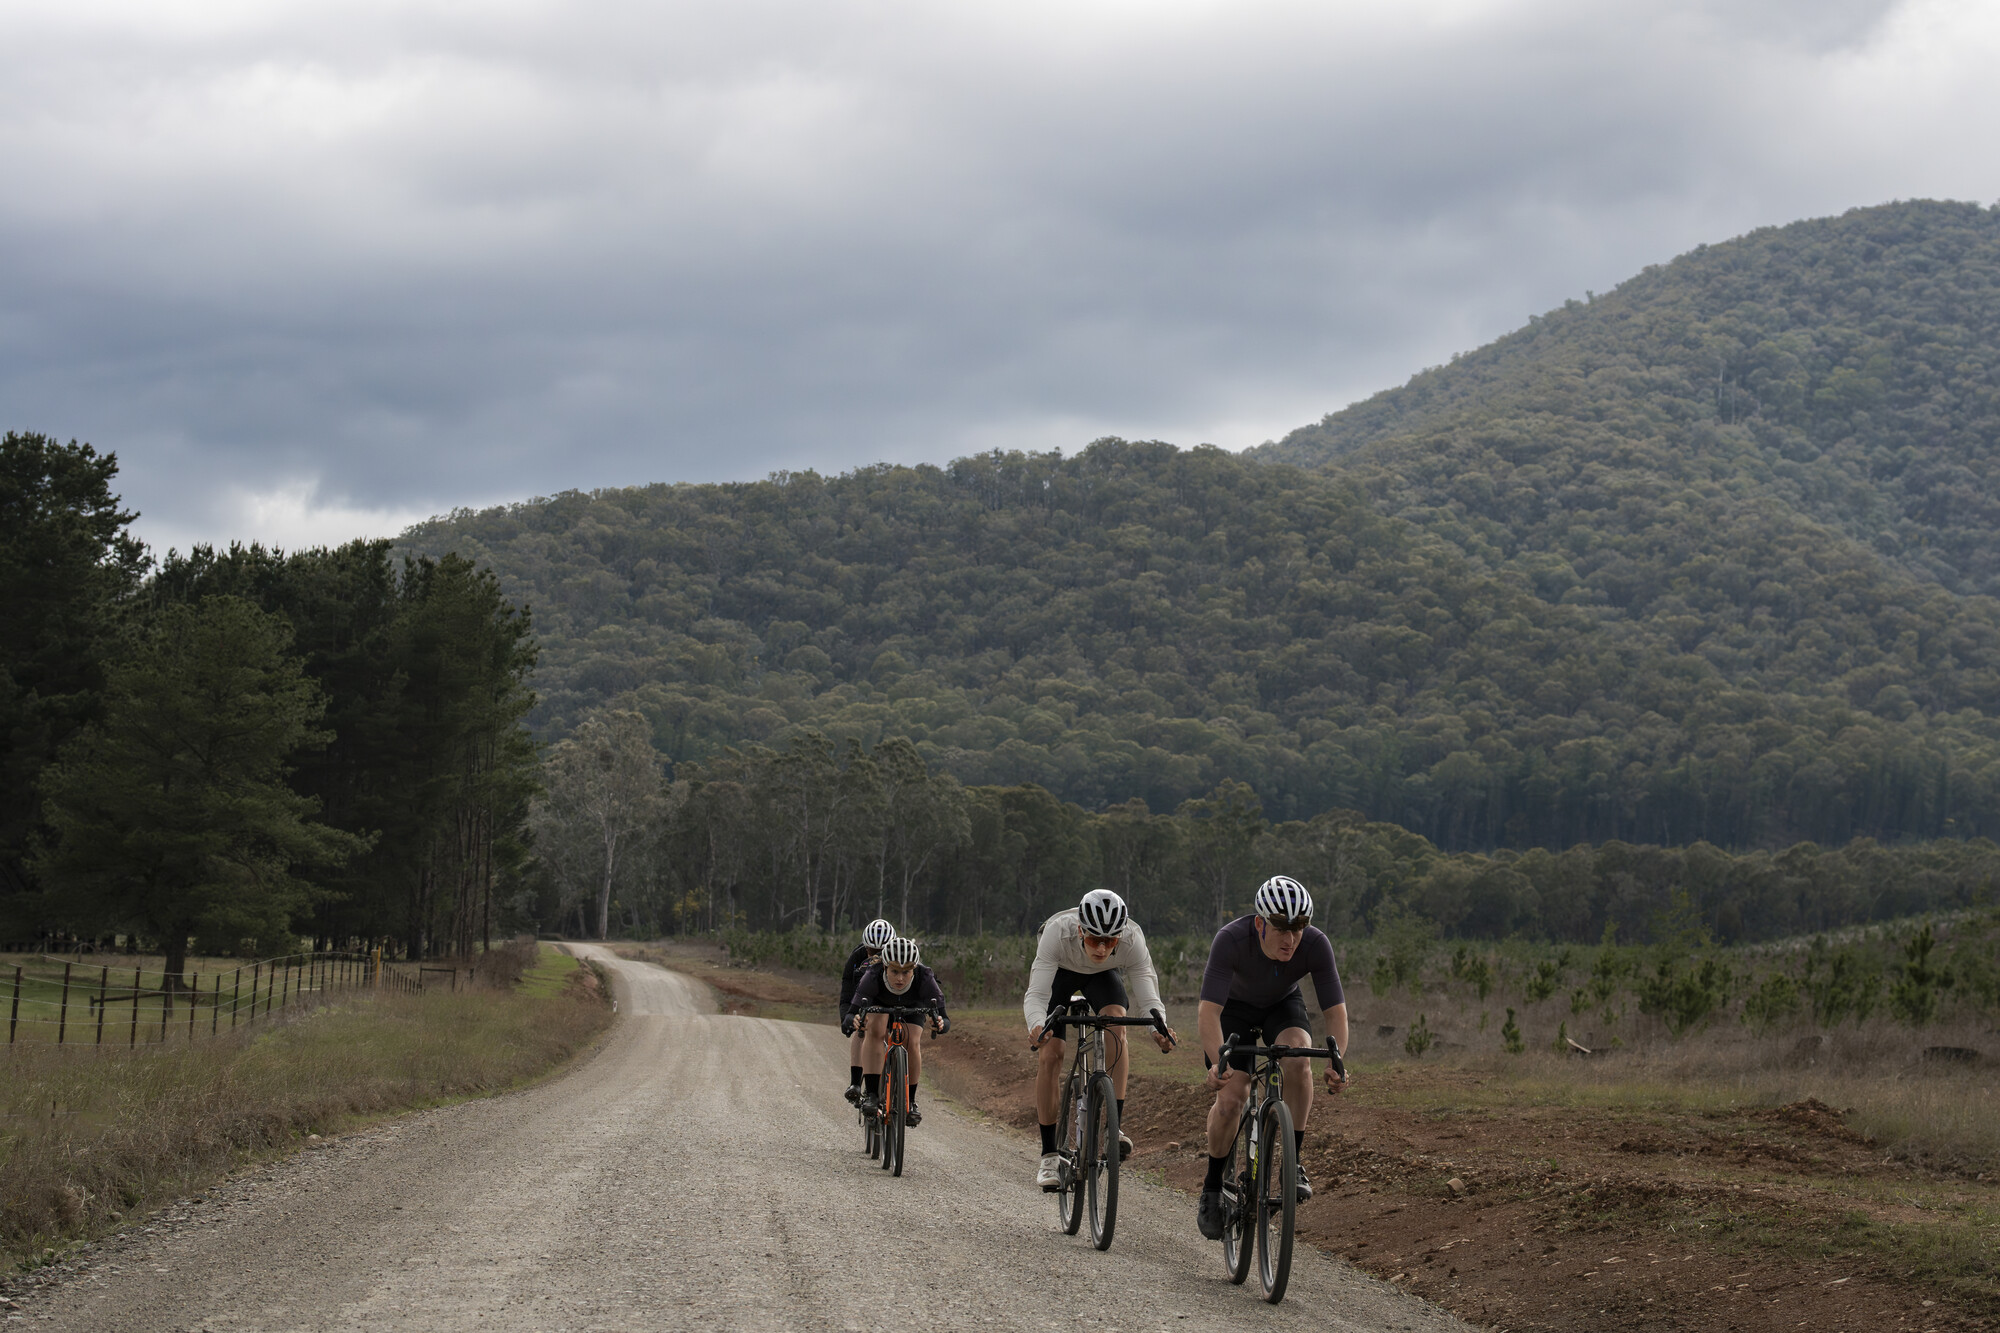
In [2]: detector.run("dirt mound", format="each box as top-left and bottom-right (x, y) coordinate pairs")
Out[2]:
(1752, 1097), (1871, 1145)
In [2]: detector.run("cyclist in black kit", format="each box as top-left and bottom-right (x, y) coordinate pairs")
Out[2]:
(1195, 876), (1349, 1240)
(841, 919), (897, 1104)
(852, 937), (950, 1126)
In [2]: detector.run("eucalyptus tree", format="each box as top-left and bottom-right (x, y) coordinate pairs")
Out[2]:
(531, 708), (663, 939)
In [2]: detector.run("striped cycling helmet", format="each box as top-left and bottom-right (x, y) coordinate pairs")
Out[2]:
(1254, 876), (1314, 926)
(881, 936), (921, 968)
(1077, 889), (1129, 937)
(862, 918), (896, 948)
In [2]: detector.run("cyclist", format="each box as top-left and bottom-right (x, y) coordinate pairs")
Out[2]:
(852, 936), (950, 1126)
(1194, 875), (1348, 1240)
(1024, 888), (1177, 1191)
(841, 918), (897, 1104)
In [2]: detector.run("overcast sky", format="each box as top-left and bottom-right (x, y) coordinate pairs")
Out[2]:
(3, 0), (1997, 554)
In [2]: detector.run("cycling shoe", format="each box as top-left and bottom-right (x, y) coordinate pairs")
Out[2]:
(843, 1084), (861, 1106)
(1197, 1189), (1227, 1240)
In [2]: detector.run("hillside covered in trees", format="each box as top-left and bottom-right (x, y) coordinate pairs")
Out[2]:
(402, 201), (2000, 858)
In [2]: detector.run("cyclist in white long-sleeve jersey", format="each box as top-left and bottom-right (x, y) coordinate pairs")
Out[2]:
(1023, 889), (1178, 1190)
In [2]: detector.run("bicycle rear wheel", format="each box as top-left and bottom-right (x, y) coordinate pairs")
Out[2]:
(886, 1046), (909, 1177)
(1054, 1067), (1085, 1234)
(1256, 1099), (1297, 1303)
(1084, 1072), (1119, 1250)
(1221, 1102), (1256, 1284)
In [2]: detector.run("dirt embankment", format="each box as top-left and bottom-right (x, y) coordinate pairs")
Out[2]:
(679, 942), (1996, 1333)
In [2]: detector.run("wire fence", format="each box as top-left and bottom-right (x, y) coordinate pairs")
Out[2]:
(2, 950), (450, 1048)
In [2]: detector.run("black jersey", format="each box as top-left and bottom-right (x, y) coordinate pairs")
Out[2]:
(1198, 915), (1344, 1012)
(850, 961), (948, 1017)
(839, 945), (877, 1012)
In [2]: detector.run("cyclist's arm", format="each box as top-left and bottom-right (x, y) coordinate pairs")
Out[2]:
(839, 949), (863, 1011)
(1198, 999), (1226, 1068)
(1121, 925), (1169, 1030)
(1323, 1001), (1349, 1056)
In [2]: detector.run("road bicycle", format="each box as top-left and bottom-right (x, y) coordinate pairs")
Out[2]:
(1213, 1034), (1345, 1304)
(855, 1003), (940, 1178)
(1035, 999), (1172, 1251)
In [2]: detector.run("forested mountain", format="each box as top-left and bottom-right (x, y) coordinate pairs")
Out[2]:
(402, 200), (2000, 855)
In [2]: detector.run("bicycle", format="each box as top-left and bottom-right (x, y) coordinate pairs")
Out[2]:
(855, 1002), (940, 1178)
(1212, 1034), (1345, 1304)
(1035, 999), (1172, 1250)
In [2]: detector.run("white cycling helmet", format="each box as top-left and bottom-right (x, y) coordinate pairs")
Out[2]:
(1077, 888), (1129, 937)
(881, 936), (921, 967)
(1254, 876), (1313, 925)
(861, 918), (895, 949)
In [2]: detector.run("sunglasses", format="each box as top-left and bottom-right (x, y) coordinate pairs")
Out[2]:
(1261, 914), (1311, 933)
(1081, 933), (1119, 948)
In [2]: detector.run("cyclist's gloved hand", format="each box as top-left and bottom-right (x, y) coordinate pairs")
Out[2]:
(840, 1013), (855, 1037)
(933, 1014), (951, 1035)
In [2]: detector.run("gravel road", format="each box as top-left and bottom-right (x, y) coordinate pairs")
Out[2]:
(13, 946), (1469, 1333)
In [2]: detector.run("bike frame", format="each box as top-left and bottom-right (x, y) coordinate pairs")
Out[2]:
(857, 1002), (938, 1178)
(1038, 1000), (1170, 1250)
(1215, 1036), (1345, 1304)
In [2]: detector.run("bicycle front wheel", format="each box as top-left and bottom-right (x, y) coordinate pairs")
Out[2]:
(1084, 1072), (1120, 1250)
(1055, 1068), (1085, 1235)
(1256, 1099), (1297, 1303)
(1221, 1102), (1255, 1285)
(885, 1046), (908, 1176)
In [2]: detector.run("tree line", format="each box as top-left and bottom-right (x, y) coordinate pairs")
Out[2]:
(0, 434), (539, 979)
(522, 714), (2000, 947)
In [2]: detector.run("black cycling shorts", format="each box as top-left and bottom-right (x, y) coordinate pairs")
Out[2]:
(1042, 967), (1129, 1024)
(1209, 992), (1312, 1073)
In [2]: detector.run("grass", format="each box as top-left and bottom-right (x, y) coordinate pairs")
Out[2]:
(0, 943), (611, 1265)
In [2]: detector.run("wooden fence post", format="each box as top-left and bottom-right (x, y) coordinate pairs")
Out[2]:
(57, 962), (72, 1045)
(96, 966), (108, 1045)
(158, 973), (169, 1043)
(212, 972), (221, 1035)
(231, 968), (242, 1028)
(249, 963), (261, 1022)
(129, 966), (141, 1046)
(8, 965), (20, 1044)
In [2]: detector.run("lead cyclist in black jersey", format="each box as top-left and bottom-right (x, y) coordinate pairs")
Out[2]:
(1195, 876), (1349, 1241)
(841, 919), (897, 1104)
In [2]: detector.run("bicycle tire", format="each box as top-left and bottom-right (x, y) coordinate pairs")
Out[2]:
(1221, 1099), (1255, 1284)
(887, 1046), (909, 1177)
(1084, 1071), (1119, 1250)
(1055, 1065), (1085, 1234)
(1256, 1099), (1297, 1303)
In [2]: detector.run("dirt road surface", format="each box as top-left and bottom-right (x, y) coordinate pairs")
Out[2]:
(17, 946), (1468, 1333)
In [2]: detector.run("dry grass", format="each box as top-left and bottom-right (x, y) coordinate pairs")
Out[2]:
(0, 944), (609, 1263)
(1350, 983), (2000, 1169)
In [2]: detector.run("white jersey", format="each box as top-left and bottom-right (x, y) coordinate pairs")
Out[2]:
(1022, 909), (1169, 1032)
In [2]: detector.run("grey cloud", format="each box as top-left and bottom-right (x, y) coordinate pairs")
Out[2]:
(0, 0), (1991, 550)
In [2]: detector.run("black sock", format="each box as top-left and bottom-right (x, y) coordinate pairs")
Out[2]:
(864, 1074), (880, 1097)
(1294, 1129), (1305, 1156)
(1204, 1154), (1228, 1190)
(1040, 1122), (1057, 1154)
(849, 1066), (862, 1086)
(1116, 1099), (1125, 1124)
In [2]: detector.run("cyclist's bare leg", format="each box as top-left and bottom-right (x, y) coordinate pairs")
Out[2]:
(1101, 1003), (1130, 1101)
(848, 1025), (865, 1072)
(906, 1026), (925, 1088)
(861, 1013), (889, 1075)
(1035, 1035), (1067, 1127)
(1205, 1068), (1251, 1156)
(1276, 1025), (1314, 1130)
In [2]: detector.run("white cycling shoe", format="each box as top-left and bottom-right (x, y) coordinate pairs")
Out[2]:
(1118, 1131), (1134, 1160)
(1036, 1152), (1063, 1191)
